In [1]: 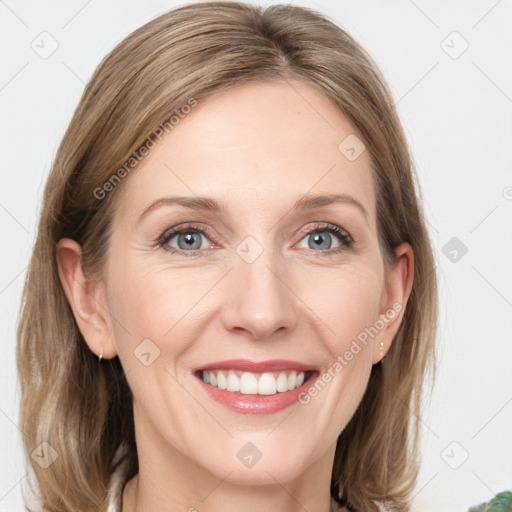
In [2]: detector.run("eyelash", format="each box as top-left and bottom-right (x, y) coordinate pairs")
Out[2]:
(157, 222), (354, 257)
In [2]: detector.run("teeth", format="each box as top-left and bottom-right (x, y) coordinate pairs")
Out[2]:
(276, 372), (288, 392)
(287, 372), (296, 390)
(226, 372), (240, 392)
(240, 372), (258, 394)
(217, 372), (227, 390)
(258, 373), (276, 395)
(201, 369), (308, 395)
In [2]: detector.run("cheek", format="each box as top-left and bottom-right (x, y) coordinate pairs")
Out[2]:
(300, 271), (380, 424)
(105, 255), (211, 362)
(304, 266), (382, 357)
(104, 255), (167, 356)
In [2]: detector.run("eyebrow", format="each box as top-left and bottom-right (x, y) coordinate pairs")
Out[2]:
(136, 193), (369, 225)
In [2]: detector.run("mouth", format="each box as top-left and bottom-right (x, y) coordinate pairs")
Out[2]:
(194, 368), (317, 396)
(191, 359), (320, 414)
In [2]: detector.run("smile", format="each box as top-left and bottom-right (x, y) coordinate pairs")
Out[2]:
(197, 369), (314, 395)
(192, 358), (320, 415)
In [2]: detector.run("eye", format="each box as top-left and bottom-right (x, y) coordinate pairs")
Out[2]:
(158, 224), (215, 256)
(296, 222), (353, 255)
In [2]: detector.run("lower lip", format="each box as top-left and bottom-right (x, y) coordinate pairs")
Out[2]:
(194, 372), (319, 415)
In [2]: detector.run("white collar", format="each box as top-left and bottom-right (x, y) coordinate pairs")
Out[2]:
(106, 443), (133, 512)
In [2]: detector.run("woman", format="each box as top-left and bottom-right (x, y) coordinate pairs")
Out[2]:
(16, 2), (438, 511)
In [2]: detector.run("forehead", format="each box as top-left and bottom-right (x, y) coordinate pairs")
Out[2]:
(115, 80), (376, 226)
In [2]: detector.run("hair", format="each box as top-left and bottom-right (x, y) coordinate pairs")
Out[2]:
(16, 2), (438, 511)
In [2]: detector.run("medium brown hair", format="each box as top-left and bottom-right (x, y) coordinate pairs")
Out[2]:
(16, 2), (438, 510)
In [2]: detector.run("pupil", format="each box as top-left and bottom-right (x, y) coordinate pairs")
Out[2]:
(179, 233), (200, 250)
(311, 232), (331, 250)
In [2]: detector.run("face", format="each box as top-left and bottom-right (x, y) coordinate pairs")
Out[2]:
(96, 80), (405, 485)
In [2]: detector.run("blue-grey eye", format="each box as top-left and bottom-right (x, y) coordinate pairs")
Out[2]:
(297, 226), (351, 252)
(166, 230), (208, 251)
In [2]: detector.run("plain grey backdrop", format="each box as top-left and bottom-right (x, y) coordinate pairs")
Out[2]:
(1, 0), (511, 510)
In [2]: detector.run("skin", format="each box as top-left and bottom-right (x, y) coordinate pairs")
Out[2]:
(57, 79), (414, 512)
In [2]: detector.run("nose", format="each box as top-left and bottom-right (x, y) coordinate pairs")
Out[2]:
(221, 247), (298, 340)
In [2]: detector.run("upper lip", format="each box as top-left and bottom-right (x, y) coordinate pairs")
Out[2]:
(193, 359), (318, 373)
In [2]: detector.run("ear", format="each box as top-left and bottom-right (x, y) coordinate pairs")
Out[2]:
(56, 238), (117, 359)
(372, 242), (414, 364)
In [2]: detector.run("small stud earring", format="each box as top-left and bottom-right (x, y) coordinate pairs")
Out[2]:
(98, 346), (103, 362)
(379, 341), (384, 362)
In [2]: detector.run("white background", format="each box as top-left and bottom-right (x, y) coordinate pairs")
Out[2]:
(1, 1), (511, 511)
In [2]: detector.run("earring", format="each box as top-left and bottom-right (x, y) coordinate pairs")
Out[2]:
(379, 341), (384, 362)
(98, 346), (103, 362)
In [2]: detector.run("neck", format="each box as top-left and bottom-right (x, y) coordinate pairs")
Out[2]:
(122, 476), (347, 512)
(121, 404), (345, 512)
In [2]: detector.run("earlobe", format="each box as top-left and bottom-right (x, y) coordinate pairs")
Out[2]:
(56, 238), (117, 359)
(373, 242), (414, 364)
